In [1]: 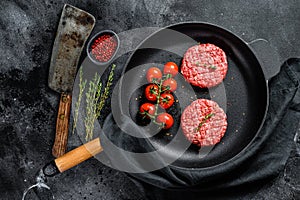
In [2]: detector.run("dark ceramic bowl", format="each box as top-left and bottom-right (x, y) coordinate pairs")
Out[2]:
(86, 30), (120, 65)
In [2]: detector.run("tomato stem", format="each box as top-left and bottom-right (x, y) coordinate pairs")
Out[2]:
(161, 86), (171, 93)
(152, 120), (164, 127)
(145, 67), (176, 128)
(154, 79), (163, 118)
(153, 72), (171, 123)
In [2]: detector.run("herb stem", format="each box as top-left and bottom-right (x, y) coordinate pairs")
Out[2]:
(72, 68), (86, 135)
(83, 64), (116, 141)
(195, 62), (217, 70)
(96, 64), (116, 118)
(195, 112), (215, 132)
(84, 73), (102, 141)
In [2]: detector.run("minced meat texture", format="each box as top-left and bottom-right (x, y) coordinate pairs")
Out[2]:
(181, 43), (228, 88)
(181, 99), (227, 147)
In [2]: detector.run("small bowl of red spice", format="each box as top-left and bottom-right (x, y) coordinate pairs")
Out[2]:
(87, 30), (120, 65)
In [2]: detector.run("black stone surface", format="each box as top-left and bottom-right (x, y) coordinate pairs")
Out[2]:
(0, 0), (299, 199)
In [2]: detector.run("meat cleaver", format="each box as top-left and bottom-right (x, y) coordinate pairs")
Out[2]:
(48, 4), (95, 157)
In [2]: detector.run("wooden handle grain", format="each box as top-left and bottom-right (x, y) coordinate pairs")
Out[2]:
(54, 138), (103, 173)
(52, 93), (72, 158)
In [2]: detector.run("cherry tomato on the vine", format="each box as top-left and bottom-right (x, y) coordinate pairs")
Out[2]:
(163, 62), (178, 77)
(139, 103), (156, 118)
(145, 84), (159, 102)
(162, 78), (177, 92)
(156, 113), (174, 129)
(159, 93), (174, 109)
(146, 67), (162, 83)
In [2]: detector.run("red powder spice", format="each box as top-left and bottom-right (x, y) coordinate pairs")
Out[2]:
(91, 34), (117, 62)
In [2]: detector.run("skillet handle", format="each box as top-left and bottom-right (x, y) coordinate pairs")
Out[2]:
(247, 39), (281, 80)
(43, 138), (103, 176)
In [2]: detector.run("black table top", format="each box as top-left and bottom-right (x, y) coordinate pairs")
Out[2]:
(0, 0), (299, 199)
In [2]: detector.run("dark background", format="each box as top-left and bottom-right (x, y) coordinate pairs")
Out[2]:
(0, 0), (299, 199)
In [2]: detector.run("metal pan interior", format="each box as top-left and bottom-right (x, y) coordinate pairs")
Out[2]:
(123, 23), (268, 168)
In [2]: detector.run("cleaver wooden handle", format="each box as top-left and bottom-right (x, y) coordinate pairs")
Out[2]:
(54, 138), (103, 173)
(43, 138), (102, 176)
(52, 93), (72, 158)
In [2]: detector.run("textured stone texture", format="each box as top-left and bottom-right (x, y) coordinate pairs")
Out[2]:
(0, 0), (299, 199)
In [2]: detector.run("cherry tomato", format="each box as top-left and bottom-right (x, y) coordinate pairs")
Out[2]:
(156, 113), (174, 129)
(159, 93), (174, 109)
(139, 103), (156, 118)
(146, 67), (162, 83)
(145, 84), (159, 102)
(163, 62), (178, 77)
(162, 78), (177, 92)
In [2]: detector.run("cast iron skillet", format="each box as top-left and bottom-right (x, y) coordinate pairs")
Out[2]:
(117, 22), (280, 168)
(43, 22), (280, 177)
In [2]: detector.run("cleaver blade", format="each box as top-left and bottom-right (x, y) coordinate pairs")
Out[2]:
(48, 4), (95, 157)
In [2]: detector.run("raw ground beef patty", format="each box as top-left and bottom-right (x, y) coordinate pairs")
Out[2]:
(181, 99), (227, 147)
(181, 43), (228, 88)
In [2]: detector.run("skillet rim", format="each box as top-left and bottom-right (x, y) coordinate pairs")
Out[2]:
(121, 21), (269, 170)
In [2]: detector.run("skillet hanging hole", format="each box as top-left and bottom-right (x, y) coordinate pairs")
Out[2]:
(247, 38), (281, 80)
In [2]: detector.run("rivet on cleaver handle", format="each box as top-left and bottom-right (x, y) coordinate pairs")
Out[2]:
(48, 4), (95, 158)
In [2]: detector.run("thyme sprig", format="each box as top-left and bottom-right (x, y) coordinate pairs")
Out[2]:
(208, 65), (217, 70)
(84, 64), (116, 141)
(85, 73), (102, 141)
(195, 112), (215, 132)
(72, 68), (87, 134)
(195, 61), (217, 70)
(96, 64), (116, 117)
(73, 65), (116, 141)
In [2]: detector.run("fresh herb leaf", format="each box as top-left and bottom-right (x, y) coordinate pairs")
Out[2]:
(195, 62), (217, 70)
(81, 64), (116, 141)
(85, 72), (102, 141)
(96, 64), (116, 117)
(195, 112), (215, 132)
(209, 65), (217, 70)
(72, 68), (87, 135)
